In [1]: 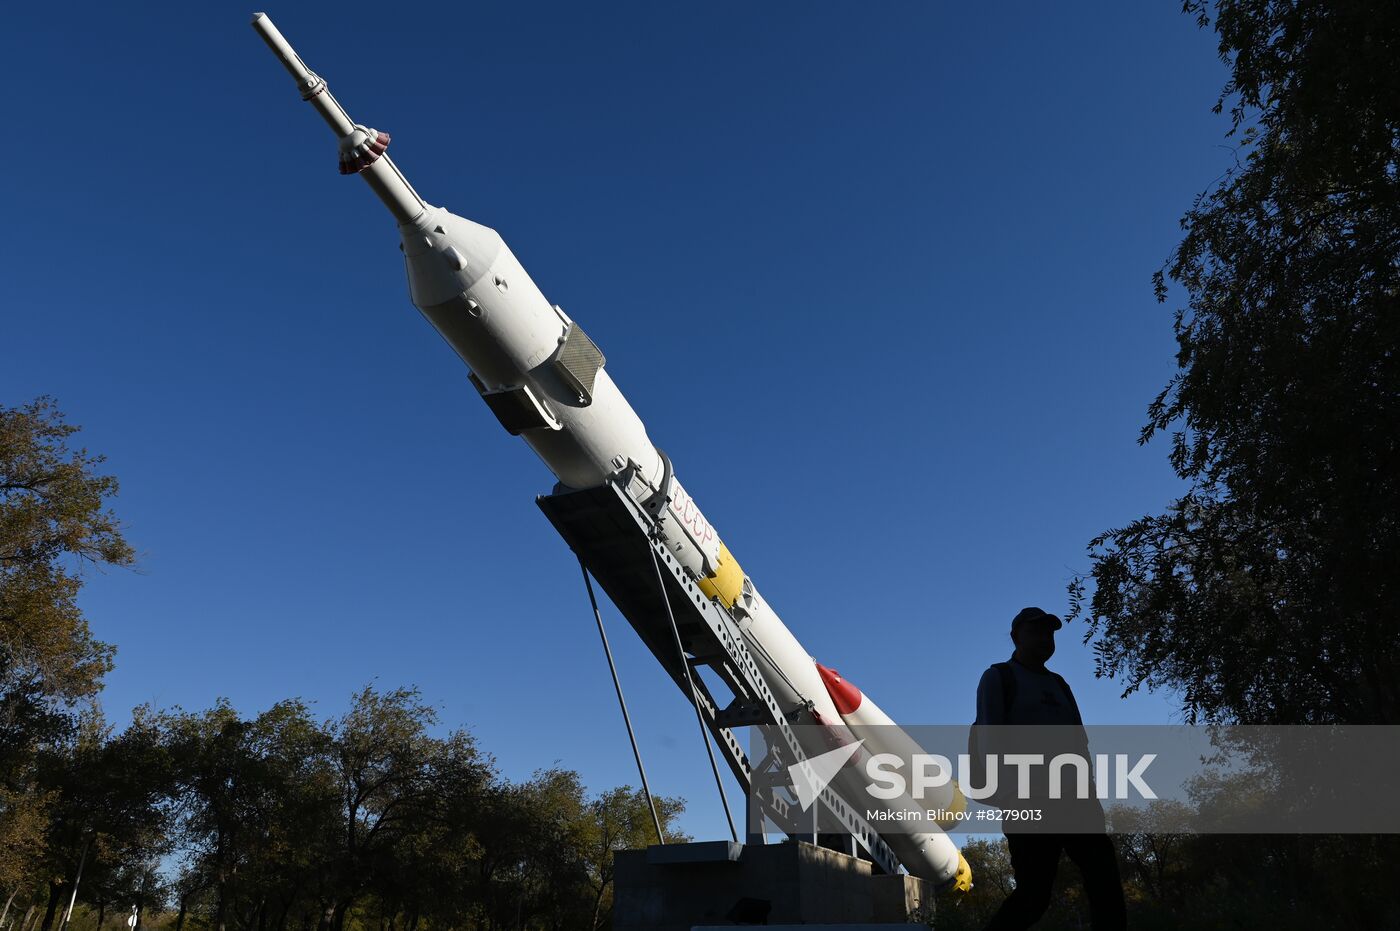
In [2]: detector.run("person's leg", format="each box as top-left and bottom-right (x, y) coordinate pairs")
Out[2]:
(1062, 833), (1127, 931)
(984, 833), (1061, 931)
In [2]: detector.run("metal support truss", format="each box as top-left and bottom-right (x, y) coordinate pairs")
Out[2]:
(537, 480), (902, 877)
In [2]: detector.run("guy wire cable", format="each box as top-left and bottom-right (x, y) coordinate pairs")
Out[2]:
(578, 556), (666, 845)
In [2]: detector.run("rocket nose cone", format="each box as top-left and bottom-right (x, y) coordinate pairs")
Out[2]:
(815, 662), (863, 716)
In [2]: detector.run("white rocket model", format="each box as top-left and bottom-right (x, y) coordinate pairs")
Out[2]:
(251, 13), (970, 891)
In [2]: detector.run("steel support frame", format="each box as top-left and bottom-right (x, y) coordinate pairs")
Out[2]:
(537, 480), (901, 877)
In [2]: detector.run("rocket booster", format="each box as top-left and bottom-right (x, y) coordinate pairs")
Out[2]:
(252, 13), (967, 888)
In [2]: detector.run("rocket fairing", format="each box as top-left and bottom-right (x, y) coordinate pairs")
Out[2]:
(251, 13), (969, 889)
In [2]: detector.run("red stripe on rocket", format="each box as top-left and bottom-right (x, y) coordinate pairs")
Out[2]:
(814, 661), (967, 826)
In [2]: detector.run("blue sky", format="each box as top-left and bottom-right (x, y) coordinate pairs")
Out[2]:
(2, 2), (1230, 839)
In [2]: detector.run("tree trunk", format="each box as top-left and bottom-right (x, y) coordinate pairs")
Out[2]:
(1, 888), (18, 927)
(590, 882), (609, 931)
(95, 900), (106, 931)
(60, 839), (91, 931)
(38, 884), (62, 931)
(19, 904), (37, 931)
(330, 901), (349, 931)
(175, 896), (188, 931)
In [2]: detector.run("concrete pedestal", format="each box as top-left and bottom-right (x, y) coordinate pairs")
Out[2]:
(612, 840), (934, 929)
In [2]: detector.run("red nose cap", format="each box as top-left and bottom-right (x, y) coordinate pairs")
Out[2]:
(815, 663), (863, 715)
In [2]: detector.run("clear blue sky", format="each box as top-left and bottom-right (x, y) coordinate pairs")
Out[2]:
(2, 2), (1230, 839)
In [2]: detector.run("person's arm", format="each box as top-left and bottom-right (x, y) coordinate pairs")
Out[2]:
(972, 667), (1009, 808)
(1054, 674), (1091, 751)
(976, 667), (1005, 725)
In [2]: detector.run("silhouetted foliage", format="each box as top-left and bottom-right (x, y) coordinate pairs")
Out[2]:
(4, 683), (691, 931)
(1070, 0), (1400, 725)
(26, 711), (171, 931)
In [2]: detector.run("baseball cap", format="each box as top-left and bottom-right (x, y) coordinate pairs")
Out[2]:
(1011, 606), (1063, 633)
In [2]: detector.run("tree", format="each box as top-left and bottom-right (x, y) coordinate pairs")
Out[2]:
(0, 786), (51, 924)
(1, 397), (134, 926)
(1106, 801), (1196, 908)
(0, 397), (134, 711)
(578, 786), (688, 930)
(29, 711), (171, 931)
(365, 727), (493, 931)
(933, 838), (1012, 931)
(321, 686), (443, 931)
(231, 702), (339, 931)
(1071, 1), (1400, 725)
(163, 699), (335, 931)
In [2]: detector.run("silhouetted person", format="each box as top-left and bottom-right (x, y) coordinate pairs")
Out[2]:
(976, 607), (1126, 931)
